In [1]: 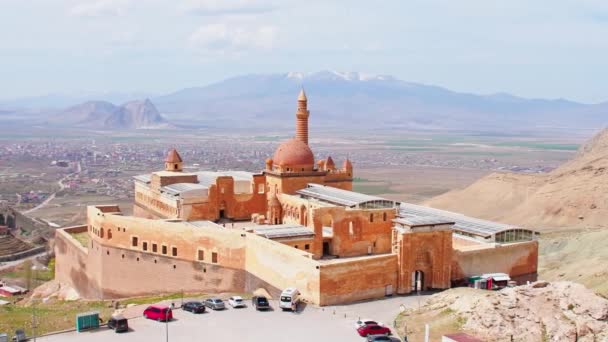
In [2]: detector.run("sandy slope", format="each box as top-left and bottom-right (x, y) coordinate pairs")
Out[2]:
(426, 128), (608, 231)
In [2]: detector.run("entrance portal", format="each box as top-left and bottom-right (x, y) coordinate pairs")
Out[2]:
(323, 242), (330, 256)
(219, 201), (227, 219)
(411, 270), (425, 292)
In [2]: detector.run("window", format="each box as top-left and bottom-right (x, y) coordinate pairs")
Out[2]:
(100, 228), (104, 238)
(294, 245), (299, 249)
(198, 250), (204, 261)
(370, 214), (374, 223)
(212, 252), (218, 263)
(383, 212), (387, 221)
(143, 242), (148, 251)
(304, 244), (310, 250)
(174, 164), (178, 170)
(108, 230), (112, 240)
(162, 245), (167, 255)
(257, 183), (265, 194)
(172, 247), (177, 257)
(132, 236), (138, 247)
(152, 243), (158, 253)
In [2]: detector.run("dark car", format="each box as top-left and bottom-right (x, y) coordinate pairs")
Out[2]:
(183, 301), (206, 314)
(11, 330), (26, 342)
(204, 298), (225, 310)
(143, 305), (173, 322)
(251, 296), (270, 311)
(107, 314), (129, 333)
(367, 334), (401, 341)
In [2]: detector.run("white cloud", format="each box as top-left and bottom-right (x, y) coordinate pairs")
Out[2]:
(188, 23), (277, 54)
(180, 0), (277, 15)
(69, 0), (131, 17)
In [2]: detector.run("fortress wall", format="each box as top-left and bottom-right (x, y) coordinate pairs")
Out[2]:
(54, 226), (103, 298)
(452, 240), (539, 282)
(244, 233), (321, 304)
(318, 254), (398, 306)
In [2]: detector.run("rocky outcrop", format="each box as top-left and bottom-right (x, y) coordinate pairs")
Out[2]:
(59, 99), (172, 130)
(422, 281), (608, 341)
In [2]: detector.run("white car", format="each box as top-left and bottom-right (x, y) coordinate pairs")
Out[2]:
(354, 319), (383, 329)
(228, 296), (245, 308)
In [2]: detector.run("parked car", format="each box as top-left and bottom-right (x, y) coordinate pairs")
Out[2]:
(182, 301), (206, 314)
(367, 334), (401, 342)
(355, 318), (381, 329)
(107, 314), (129, 333)
(279, 287), (300, 311)
(204, 298), (226, 310)
(228, 296), (245, 308)
(11, 330), (26, 342)
(357, 324), (391, 337)
(143, 305), (173, 322)
(251, 296), (270, 311)
(0, 332), (8, 342)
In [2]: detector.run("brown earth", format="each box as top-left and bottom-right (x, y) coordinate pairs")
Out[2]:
(399, 281), (608, 342)
(426, 128), (608, 231)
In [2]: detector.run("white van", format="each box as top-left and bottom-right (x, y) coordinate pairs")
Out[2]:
(279, 287), (300, 311)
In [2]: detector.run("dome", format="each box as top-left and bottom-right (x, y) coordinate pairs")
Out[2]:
(273, 139), (314, 167)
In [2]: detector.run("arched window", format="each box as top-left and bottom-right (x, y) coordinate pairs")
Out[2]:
(108, 229), (112, 240)
(100, 228), (104, 238)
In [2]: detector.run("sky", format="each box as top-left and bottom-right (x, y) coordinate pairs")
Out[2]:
(0, 0), (607, 103)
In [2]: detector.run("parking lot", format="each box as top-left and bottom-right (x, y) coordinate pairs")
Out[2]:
(39, 294), (430, 341)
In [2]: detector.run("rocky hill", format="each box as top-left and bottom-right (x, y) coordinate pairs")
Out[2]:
(400, 282), (608, 342)
(59, 99), (172, 130)
(426, 128), (608, 230)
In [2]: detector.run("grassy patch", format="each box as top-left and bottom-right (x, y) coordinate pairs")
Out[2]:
(353, 183), (399, 195)
(69, 232), (90, 249)
(0, 300), (113, 337)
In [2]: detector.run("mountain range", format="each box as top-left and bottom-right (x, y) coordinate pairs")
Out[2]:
(2, 71), (607, 132)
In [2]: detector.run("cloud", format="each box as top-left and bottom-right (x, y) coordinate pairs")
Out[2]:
(180, 0), (277, 16)
(69, 0), (131, 17)
(188, 23), (277, 54)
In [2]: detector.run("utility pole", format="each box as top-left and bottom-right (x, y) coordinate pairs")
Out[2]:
(165, 308), (169, 342)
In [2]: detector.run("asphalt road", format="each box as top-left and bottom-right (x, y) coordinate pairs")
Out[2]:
(39, 294), (430, 342)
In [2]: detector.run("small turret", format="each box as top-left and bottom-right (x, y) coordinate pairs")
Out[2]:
(165, 148), (183, 172)
(343, 158), (353, 173)
(325, 156), (336, 171)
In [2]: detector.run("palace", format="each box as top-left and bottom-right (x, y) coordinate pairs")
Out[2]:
(55, 91), (538, 305)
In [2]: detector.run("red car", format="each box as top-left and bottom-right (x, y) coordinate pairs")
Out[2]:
(357, 324), (391, 337)
(143, 305), (173, 322)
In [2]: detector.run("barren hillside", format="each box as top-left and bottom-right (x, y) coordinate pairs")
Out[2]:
(426, 128), (608, 231)
(398, 282), (608, 342)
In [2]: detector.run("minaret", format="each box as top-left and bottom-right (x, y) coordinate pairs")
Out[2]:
(296, 89), (310, 145)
